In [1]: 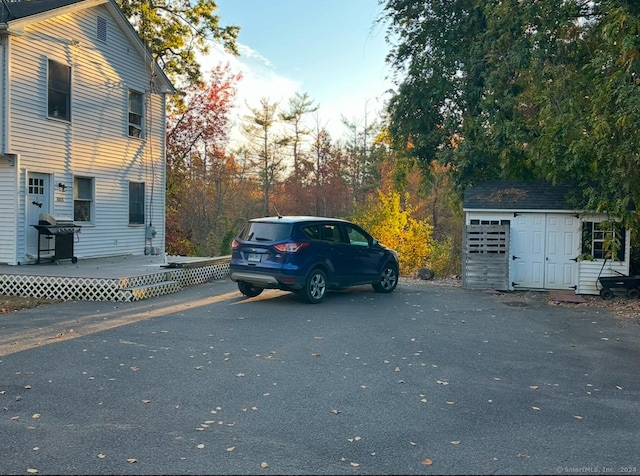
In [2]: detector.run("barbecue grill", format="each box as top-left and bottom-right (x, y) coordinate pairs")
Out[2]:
(33, 214), (81, 264)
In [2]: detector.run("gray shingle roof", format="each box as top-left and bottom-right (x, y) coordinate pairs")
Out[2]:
(1, 0), (85, 22)
(463, 180), (577, 211)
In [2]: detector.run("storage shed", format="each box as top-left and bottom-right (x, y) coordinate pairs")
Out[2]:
(462, 181), (631, 295)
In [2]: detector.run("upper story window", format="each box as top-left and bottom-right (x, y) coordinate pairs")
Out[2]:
(48, 60), (71, 120)
(97, 16), (107, 42)
(128, 90), (144, 138)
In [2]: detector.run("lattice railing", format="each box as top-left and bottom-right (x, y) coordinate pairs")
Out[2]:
(0, 261), (230, 302)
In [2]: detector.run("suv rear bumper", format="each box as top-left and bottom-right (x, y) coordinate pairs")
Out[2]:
(230, 271), (280, 286)
(230, 271), (305, 290)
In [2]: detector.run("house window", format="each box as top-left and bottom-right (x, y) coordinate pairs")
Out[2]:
(129, 182), (145, 224)
(128, 90), (144, 138)
(74, 177), (93, 222)
(48, 60), (71, 120)
(97, 16), (107, 42)
(582, 221), (625, 261)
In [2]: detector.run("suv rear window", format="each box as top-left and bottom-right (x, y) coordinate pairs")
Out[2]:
(239, 222), (293, 242)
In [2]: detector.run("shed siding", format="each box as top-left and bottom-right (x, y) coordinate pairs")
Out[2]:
(6, 5), (167, 263)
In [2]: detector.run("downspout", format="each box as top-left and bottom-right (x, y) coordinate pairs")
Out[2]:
(0, 24), (9, 156)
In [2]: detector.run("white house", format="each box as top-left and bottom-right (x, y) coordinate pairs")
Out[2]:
(462, 181), (631, 295)
(0, 0), (174, 265)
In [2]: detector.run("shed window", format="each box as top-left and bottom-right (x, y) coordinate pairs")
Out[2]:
(582, 221), (625, 261)
(48, 60), (71, 120)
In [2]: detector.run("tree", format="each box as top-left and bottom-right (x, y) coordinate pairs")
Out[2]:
(380, 0), (640, 229)
(242, 98), (285, 216)
(115, 0), (239, 84)
(280, 92), (319, 180)
(165, 64), (243, 255)
(350, 190), (433, 275)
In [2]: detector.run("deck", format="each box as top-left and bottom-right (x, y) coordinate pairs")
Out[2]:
(0, 254), (231, 302)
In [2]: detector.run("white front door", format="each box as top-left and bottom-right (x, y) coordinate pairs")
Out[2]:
(511, 213), (577, 290)
(26, 172), (51, 258)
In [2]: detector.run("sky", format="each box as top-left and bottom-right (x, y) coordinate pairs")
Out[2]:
(202, 0), (394, 142)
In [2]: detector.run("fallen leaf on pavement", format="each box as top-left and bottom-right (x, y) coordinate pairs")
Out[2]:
(422, 458), (433, 466)
(97, 454), (106, 459)
(260, 462), (269, 469)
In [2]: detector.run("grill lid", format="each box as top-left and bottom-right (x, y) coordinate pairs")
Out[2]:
(39, 213), (75, 226)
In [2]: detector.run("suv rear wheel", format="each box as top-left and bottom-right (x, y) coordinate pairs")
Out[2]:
(372, 263), (398, 293)
(237, 281), (264, 298)
(303, 268), (327, 303)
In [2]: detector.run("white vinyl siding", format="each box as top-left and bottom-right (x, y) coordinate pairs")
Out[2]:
(0, 161), (18, 264)
(4, 4), (167, 262)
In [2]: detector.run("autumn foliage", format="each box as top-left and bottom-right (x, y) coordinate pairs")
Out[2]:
(351, 190), (433, 276)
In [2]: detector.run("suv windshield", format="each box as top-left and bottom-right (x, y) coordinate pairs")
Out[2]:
(239, 222), (293, 242)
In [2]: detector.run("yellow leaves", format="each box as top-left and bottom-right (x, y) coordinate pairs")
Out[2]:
(350, 189), (434, 275)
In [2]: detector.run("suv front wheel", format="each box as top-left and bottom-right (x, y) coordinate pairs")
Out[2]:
(372, 263), (398, 293)
(303, 268), (327, 303)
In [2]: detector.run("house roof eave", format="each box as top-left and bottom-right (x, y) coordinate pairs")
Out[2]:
(5, 0), (105, 29)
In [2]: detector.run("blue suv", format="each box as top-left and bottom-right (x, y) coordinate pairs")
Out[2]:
(230, 216), (399, 303)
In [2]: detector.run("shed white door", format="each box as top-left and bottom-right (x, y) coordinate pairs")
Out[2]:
(511, 214), (578, 290)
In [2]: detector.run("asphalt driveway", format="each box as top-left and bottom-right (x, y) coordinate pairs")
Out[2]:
(0, 279), (639, 475)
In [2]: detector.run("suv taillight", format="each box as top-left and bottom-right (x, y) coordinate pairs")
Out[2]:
(231, 238), (239, 249)
(273, 242), (309, 253)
